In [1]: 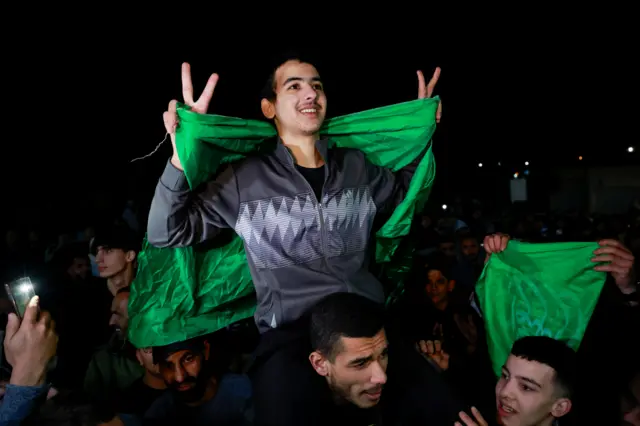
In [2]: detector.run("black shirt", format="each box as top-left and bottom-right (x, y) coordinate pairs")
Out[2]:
(296, 164), (325, 201)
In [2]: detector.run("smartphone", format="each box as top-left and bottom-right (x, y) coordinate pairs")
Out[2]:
(4, 277), (37, 320)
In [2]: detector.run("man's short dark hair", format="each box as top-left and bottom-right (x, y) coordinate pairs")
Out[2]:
(91, 225), (140, 256)
(309, 292), (385, 362)
(422, 252), (454, 280)
(511, 336), (577, 398)
(260, 50), (321, 102)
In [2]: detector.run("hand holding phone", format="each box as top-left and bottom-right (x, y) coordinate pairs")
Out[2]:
(3, 295), (58, 386)
(4, 277), (37, 320)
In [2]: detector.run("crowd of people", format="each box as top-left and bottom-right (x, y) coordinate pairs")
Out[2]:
(1, 52), (638, 425)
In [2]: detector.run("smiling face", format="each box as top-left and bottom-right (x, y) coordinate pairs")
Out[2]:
(261, 60), (327, 137)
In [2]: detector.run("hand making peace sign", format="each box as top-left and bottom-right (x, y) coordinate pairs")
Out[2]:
(417, 67), (443, 123)
(164, 63), (219, 171)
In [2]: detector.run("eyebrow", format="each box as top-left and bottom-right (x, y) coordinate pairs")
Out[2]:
(347, 345), (389, 367)
(502, 366), (543, 389)
(348, 355), (372, 367)
(283, 76), (322, 86)
(517, 376), (543, 389)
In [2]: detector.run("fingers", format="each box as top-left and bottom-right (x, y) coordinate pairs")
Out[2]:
(417, 70), (426, 98)
(592, 254), (634, 267)
(434, 340), (442, 353)
(483, 233), (509, 254)
(436, 100), (442, 123)
(22, 296), (39, 325)
(163, 100), (178, 134)
(419, 340), (427, 354)
(181, 62), (194, 105)
(4, 313), (19, 340)
(471, 406), (488, 426)
(426, 340), (435, 355)
(594, 264), (632, 275)
(417, 67), (441, 99)
(197, 73), (219, 111)
(38, 311), (53, 330)
(598, 239), (631, 252)
(593, 246), (634, 261)
(426, 67), (441, 98)
(458, 411), (477, 426)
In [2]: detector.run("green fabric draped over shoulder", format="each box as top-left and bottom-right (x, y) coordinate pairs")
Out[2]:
(128, 97), (439, 348)
(475, 240), (607, 376)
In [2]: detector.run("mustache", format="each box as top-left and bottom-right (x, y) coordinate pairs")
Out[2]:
(364, 385), (383, 394)
(170, 376), (197, 388)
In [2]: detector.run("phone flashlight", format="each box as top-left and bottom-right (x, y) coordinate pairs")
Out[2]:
(4, 277), (37, 320)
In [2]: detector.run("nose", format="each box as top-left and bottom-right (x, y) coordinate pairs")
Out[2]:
(109, 315), (118, 327)
(301, 84), (318, 102)
(499, 378), (516, 399)
(173, 365), (186, 383)
(95, 250), (104, 262)
(370, 361), (387, 385)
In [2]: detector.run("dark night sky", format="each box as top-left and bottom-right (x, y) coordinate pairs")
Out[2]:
(4, 22), (637, 216)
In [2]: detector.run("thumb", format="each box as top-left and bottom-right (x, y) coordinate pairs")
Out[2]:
(5, 313), (20, 340)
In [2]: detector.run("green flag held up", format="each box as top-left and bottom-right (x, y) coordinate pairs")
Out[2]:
(128, 97), (439, 348)
(475, 240), (607, 376)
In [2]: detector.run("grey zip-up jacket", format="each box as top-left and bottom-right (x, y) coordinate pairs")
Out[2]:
(148, 139), (425, 332)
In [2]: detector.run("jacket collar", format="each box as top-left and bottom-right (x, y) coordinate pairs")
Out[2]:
(274, 138), (330, 167)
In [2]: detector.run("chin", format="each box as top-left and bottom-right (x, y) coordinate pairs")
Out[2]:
(300, 126), (322, 135)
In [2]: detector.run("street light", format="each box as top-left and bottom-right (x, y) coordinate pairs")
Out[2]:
(478, 163), (483, 167)
(629, 146), (635, 153)
(525, 161), (529, 166)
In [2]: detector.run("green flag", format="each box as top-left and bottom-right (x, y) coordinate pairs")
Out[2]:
(475, 240), (607, 376)
(129, 97), (439, 348)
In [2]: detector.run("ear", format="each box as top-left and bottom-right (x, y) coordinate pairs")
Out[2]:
(261, 98), (275, 119)
(125, 250), (137, 263)
(551, 398), (572, 418)
(309, 351), (330, 377)
(448, 279), (456, 292)
(203, 340), (211, 361)
(135, 350), (143, 366)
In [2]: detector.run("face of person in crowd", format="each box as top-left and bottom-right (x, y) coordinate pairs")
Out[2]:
(109, 291), (129, 340)
(261, 60), (327, 138)
(158, 342), (210, 404)
(95, 246), (135, 279)
(495, 355), (571, 426)
(67, 256), (90, 280)
(136, 348), (163, 380)
(425, 268), (455, 310)
(439, 241), (456, 258)
(310, 329), (388, 409)
(461, 237), (480, 261)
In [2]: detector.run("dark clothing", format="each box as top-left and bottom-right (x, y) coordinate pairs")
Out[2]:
(117, 378), (165, 418)
(296, 164), (325, 202)
(573, 279), (640, 425)
(249, 316), (464, 426)
(143, 374), (253, 426)
(147, 139), (425, 332)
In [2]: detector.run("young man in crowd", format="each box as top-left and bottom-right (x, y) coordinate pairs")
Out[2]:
(255, 292), (462, 425)
(144, 337), (252, 425)
(147, 52), (442, 420)
(457, 336), (576, 426)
